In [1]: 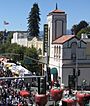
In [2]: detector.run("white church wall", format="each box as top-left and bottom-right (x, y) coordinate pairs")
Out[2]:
(62, 68), (73, 87)
(47, 15), (53, 43)
(62, 67), (90, 87)
(78, 68), (90, 86)
(63, 48), (71, 59)
(49, 44), (63, 82)
(78, 48), (86, 59)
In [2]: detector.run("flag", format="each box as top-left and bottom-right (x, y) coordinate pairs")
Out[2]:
(4, 21), (9, 25)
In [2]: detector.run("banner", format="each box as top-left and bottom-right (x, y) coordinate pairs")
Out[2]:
(43, 24), (48, 52)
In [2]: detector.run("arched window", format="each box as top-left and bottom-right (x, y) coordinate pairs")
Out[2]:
(59, 46), (61, 58)
(54, 46), (56, 57)
(56, 46), (58, 58)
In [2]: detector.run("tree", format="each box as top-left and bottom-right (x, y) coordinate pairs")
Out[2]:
(79, 21), (88, 29)
(71, 24), (78, 35)
(0, 31), (4, 44)
(71, 20), (89, 35)
(77, 26), (90, 38)
(0, 30), (13, 44)
(5, 31), (13, 44)
(24, 46), (40, 74)
(27, 3), (41, 37)
(0, 42), (40, 74)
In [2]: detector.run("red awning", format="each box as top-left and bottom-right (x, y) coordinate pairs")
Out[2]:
(19, 90), (30, 97)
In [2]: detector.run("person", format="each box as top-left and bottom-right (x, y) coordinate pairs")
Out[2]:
(69, 88), (73, 95)
(82, 79), (87, 90)
(18, 103), (22, 106)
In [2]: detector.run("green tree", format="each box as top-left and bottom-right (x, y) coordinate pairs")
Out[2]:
(71, 20), (89, 35)
(71, 24), (78, 35)
(0, 42), (40, 74)
(77, 26), (90, 38)
(27, 3), (41, 37)
(24, 46), (40, 74)
(5, 31), (13, 44)
(0, 31), (4, 44)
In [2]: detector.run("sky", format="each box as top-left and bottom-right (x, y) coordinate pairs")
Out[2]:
(0, 0), (90, 31)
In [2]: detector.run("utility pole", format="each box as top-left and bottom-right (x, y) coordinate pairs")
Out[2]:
(46, 28), (50, 81)
(43, 24), (50, 80)
(75, 43), (78, 90)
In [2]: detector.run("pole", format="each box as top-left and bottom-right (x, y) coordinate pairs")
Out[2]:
(46, 43), (49, 75)
(0, 75), (45, 80)
(46, 28), (50, 81)
(75, 44), (78, 90)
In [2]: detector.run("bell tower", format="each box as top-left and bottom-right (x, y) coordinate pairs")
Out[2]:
(47, 4), (67, 42)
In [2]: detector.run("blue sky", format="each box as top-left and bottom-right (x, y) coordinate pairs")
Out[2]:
(0, 0), (90, 31)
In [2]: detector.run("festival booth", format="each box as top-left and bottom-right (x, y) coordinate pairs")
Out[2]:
(35, 94), (49, 106)
(62, 98), (77, 106)
(19, 90), (30, 97)
(3, 61), (16, 68)
(50, 88), (63, 102)
(14, 65), (32, 76)
(76, 92), (90, 106)
(8, 64), (32, 77)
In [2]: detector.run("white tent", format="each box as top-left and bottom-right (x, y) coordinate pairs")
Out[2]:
(15, 65), (32, 76)
(2, 60), (32, 76)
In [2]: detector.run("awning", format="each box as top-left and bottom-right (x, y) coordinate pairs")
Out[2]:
(19, 90), (30, 97)
(51, 68), (58, 74)
(5, 64), (12, 68)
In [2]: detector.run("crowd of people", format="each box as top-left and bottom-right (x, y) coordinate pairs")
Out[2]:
(0, 61), (36, 106)
(0, 57), (63, 106)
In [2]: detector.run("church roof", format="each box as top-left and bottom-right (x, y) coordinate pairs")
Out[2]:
(53, 35), (75, 44)
(48, 9), (65, 16)
(51, 9), (65, 13)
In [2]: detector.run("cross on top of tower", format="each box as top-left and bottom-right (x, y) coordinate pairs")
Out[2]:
(48, 3), (65, 15)
(56, 3), (58, 10)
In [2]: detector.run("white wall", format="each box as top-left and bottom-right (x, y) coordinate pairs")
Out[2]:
(62, 67), (90, 87)
(62, 38), (86, 60)
(11, 32), (43, 56)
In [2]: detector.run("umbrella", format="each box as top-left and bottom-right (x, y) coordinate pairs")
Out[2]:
(19, 90), (30, 97)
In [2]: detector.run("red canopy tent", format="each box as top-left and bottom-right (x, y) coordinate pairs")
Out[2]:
(50, 88), (63, 101)
(35, 94), (48, 106)
(19, 90), (30, 97)
(76, 93), (90, 106)
(62, 98), (76, 106)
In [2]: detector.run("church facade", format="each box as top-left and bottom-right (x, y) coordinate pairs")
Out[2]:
(46, 7), (90, 88)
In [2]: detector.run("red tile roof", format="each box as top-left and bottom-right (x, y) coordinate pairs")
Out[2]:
(48, 9), (65, 16)
(52, 9), (65, 13)
(53, 35), (75, 44)
(49, 9), (65, 14)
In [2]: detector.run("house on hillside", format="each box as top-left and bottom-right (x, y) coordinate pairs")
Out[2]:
(11, 32), (28, 47)
(11, 32), (43, 56)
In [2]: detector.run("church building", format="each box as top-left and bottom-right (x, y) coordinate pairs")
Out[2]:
(45, 5), (90, 88)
